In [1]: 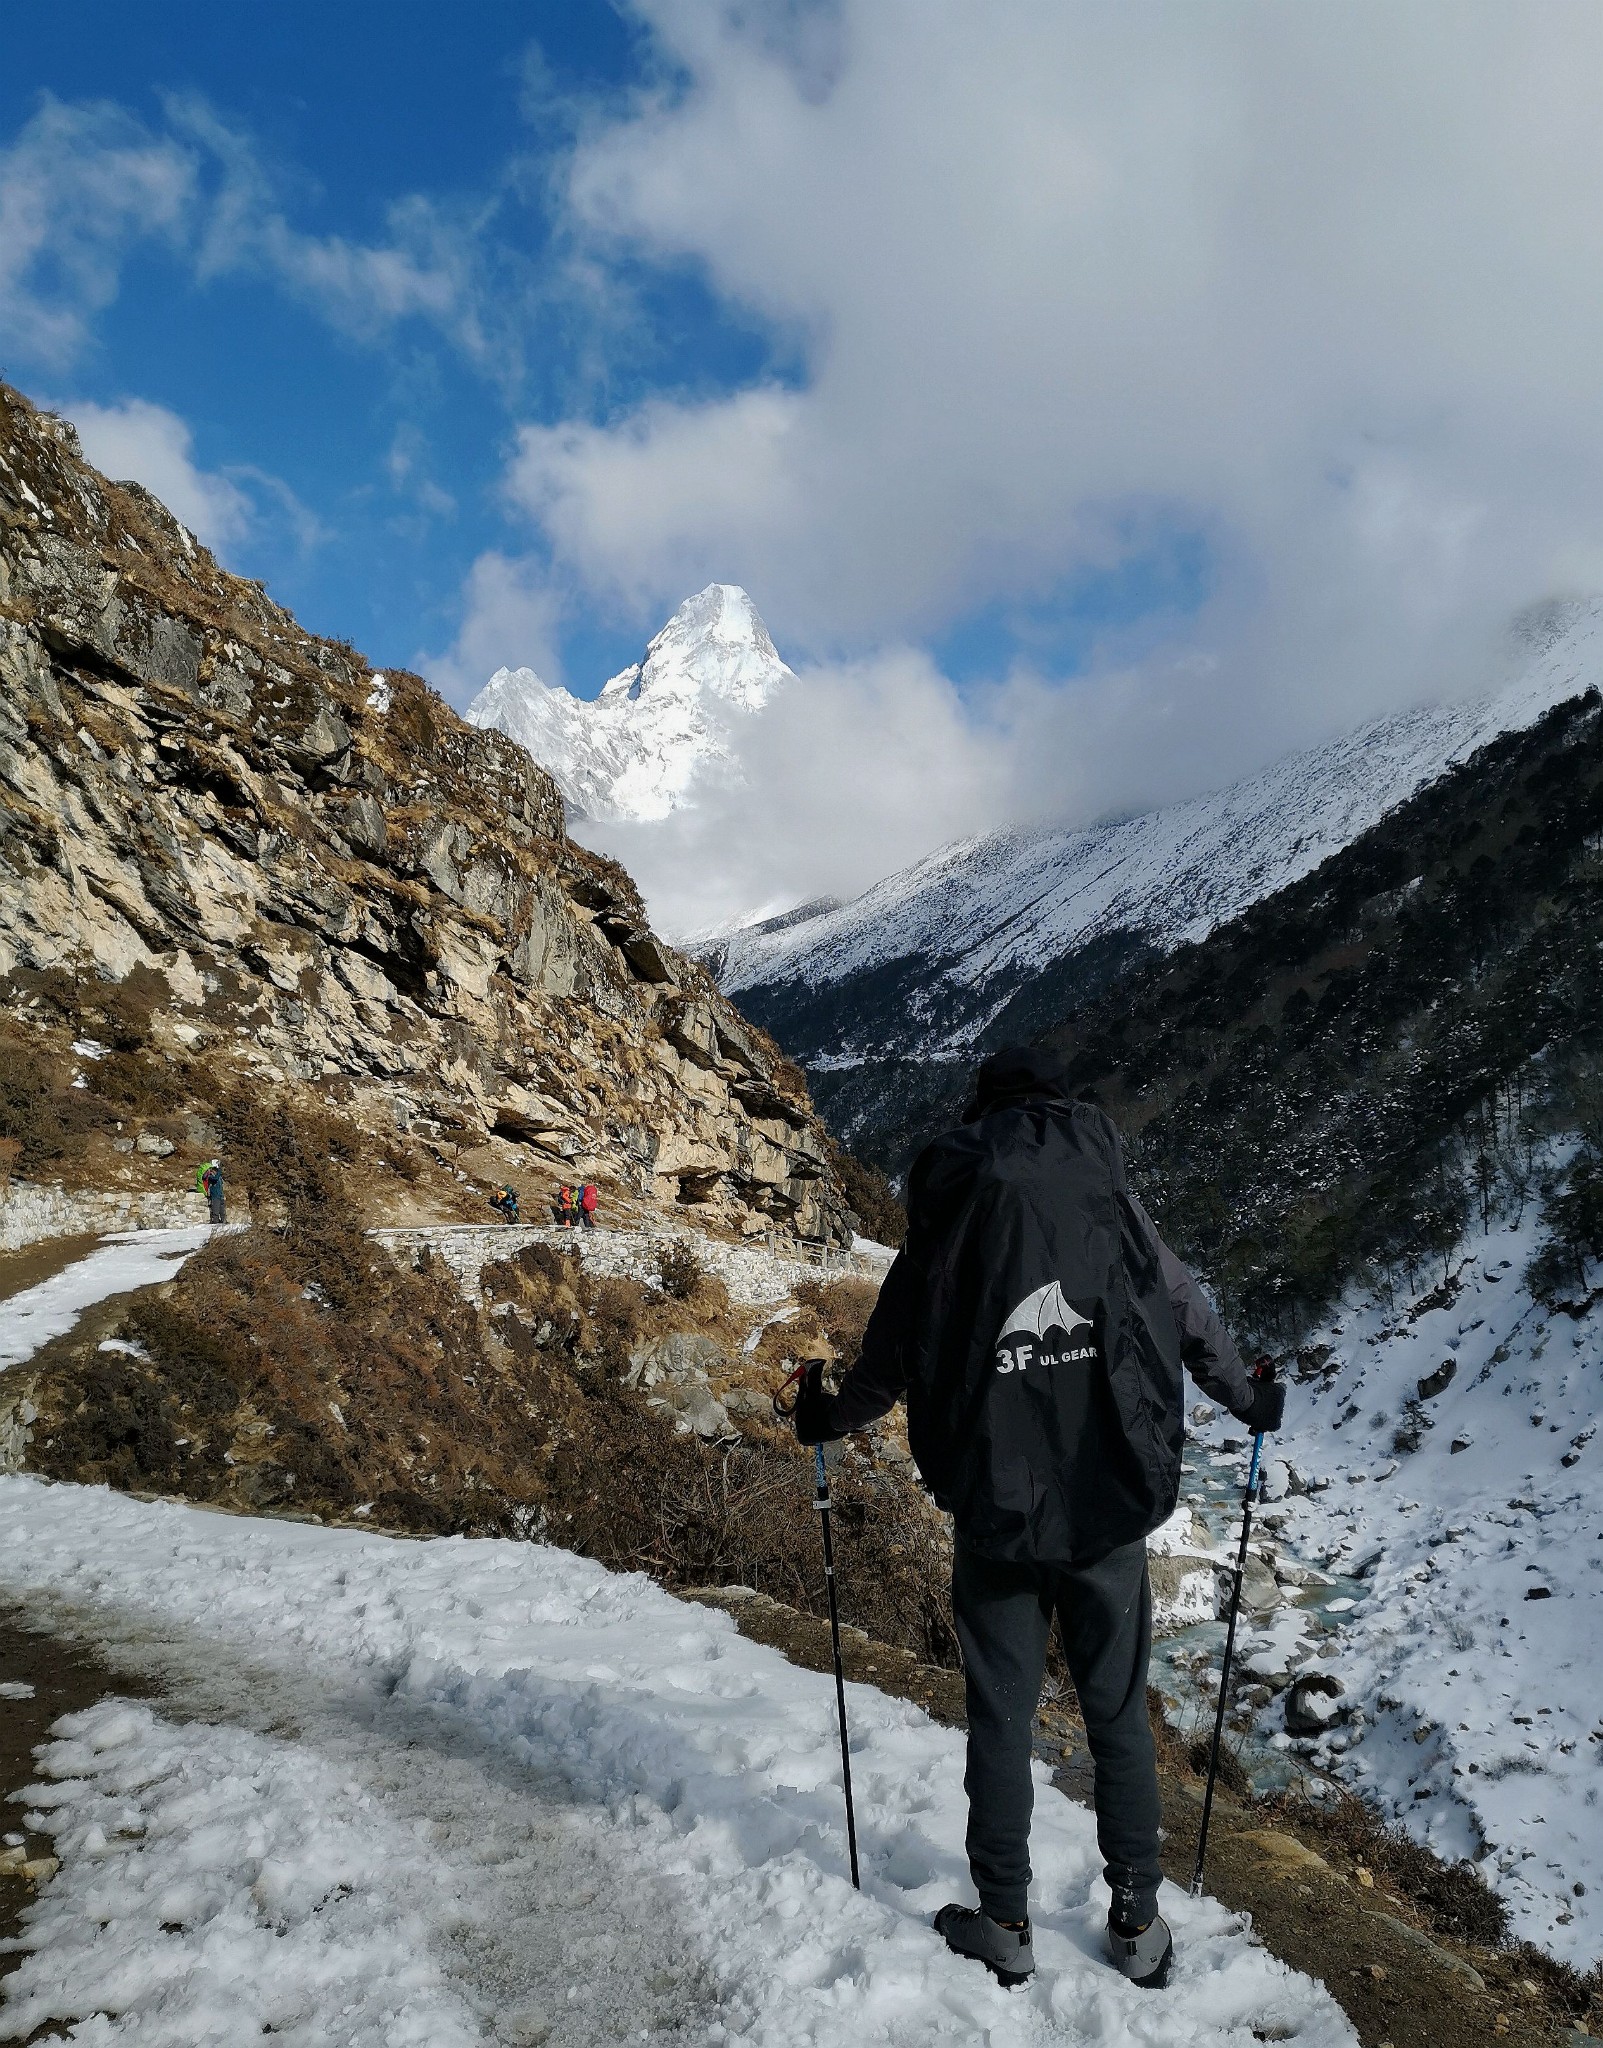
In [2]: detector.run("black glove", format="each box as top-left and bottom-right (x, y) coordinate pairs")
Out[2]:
(1239, 1374), (1285, 1435)
(791, 1360), (842, 1446)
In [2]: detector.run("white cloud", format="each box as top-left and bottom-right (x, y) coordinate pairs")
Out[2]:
(166, 96), (494, 363)
(0, 90), (496, 376)
(497, 0), (1603, 841)
(0, 96), (194, 365)
(579, 645), (1014, 937)
(65, 397), (251, 550)
(424, 550), (569, 701)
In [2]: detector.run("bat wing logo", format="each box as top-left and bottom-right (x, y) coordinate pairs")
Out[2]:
(995, 1281), (1092, 1346)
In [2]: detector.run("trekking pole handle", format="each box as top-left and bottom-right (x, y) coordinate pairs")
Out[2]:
(772, 1361), (808, 1420)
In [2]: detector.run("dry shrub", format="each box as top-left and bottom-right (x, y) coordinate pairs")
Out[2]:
(793, 1276), (881, 1362)
(1497, 1944), (1603, 2029)
(478, 1240), (955, 1663)
(25, 1214), (554, 1535)
(1266, 1785), (1507, 1947)
(656, 1238), (703, 1301)
(544, 1394), (957, 1666)
(84, 965), (169, 1051)
(0, 1023), (112, 1170)
(22, 1095), (553, 1532)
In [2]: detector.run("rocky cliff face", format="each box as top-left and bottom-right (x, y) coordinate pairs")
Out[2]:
(0, 384), (848, 1243)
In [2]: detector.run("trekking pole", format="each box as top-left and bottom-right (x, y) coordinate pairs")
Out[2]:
(775, 1367), (862, 1889)
(813, 1442), (862, 1889)
(1191, 1356), (1277, 1897)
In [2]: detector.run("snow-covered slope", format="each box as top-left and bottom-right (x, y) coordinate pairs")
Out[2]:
(714, 601), (1603, 1063)
(1193, 1204), (1603, 1964)
(466, 583), (792, 823)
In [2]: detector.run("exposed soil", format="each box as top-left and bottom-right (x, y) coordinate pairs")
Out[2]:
(686, 1583), (1600, 2048)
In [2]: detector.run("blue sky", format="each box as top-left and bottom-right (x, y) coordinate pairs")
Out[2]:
(0, 3), (784, 696)
(5, 3), (1601, 933)
(0, 3), (1214, 709)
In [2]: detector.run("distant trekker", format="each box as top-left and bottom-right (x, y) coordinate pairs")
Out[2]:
(579, 1182), (599, 1230)
(488, 1185), (520, 1225)
(199, 1159), (225, 1226)
(554, 1185), (575, 1228)
(791, 1045), (1283, 1992)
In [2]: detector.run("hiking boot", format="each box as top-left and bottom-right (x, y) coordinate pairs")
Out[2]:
(933, 1904), (1034, 1986)
(1106, 1911), (1173, 1988)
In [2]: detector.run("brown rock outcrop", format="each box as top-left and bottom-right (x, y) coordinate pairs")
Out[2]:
(0, 384), (849, 1242)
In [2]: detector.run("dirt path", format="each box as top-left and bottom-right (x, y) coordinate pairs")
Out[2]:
(0, 1609), (154, 2001)
(0, 1236), (102, 1310)
(682, 1585), (1599, 2048)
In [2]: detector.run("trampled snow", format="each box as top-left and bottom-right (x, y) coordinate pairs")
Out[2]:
(713, 600), (1603, 1059)
(467, 585), (792, 824)
(0, 1477), (1354, 2045)
(0, 1228), (212, 1371)
(1192, 1207), (1603, 1964)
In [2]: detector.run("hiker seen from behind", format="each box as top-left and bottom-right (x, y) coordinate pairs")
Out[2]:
(791, 1045), (1284, 1991)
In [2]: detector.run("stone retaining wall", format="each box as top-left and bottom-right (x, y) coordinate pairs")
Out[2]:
(373, 1222), (892, 1308)
(0, 1181), (208, 1254)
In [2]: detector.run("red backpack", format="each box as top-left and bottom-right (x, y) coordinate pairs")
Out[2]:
(581, 1184), (598, 1212)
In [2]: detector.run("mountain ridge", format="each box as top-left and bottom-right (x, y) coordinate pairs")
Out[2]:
(466, 582), (792, 824)
(706, 599), (1603, 1167)
(0, 383), (851, 1246)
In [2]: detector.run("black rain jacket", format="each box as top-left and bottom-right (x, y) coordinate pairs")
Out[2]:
(824, 1097), (1255, 1565)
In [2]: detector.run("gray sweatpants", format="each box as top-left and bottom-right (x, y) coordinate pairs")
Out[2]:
(951, 1537), (1162, 1928)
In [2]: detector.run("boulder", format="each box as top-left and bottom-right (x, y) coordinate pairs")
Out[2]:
(626, 1331), (728, 1390)
(1417, 1359), (1456, 1400)
(1235, 1554), (1283, 1615)
(1285, 1672), (1346, 1735)
(651, 1380), (733, 1440)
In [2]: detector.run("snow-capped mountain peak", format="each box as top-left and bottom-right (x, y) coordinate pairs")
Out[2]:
(466, 583), (792, 823)
(599, 583), (788, 712)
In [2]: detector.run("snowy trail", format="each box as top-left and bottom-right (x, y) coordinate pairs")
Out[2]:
(0, 1480), (1356, 2046)
(0, 1227), (213, 1370)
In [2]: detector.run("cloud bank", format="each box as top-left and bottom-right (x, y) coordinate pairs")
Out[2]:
(479, 0), (1603, 929)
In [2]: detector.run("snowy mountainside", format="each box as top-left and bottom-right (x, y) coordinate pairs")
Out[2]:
(1199, 1207), (1603, 1963)
(466, 583), (792, 823)
(716, 600), (1603, 1020)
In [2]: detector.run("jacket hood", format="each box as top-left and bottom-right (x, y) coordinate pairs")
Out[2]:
(962, 1044), (1074, 1124)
